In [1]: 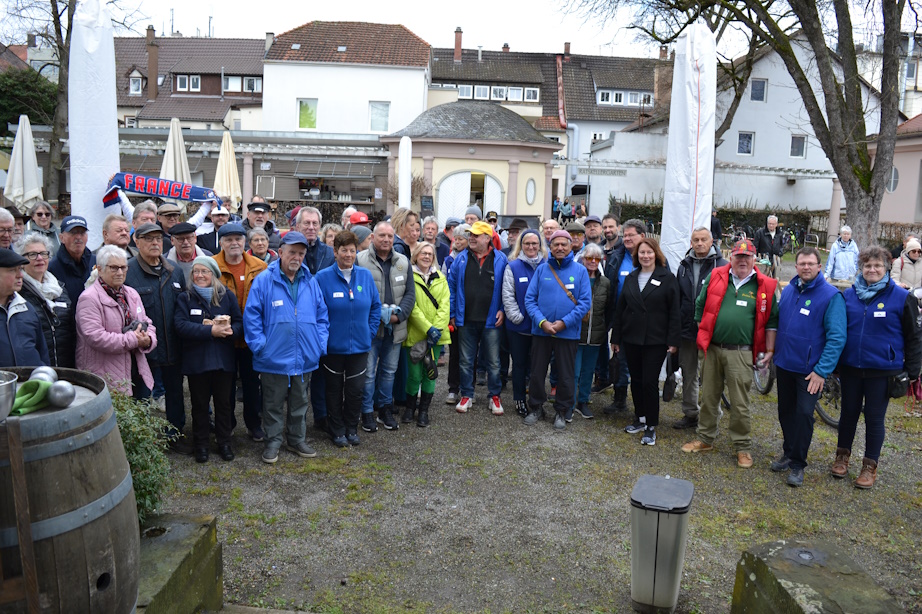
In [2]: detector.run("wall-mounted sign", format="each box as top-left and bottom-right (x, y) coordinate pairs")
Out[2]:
(577, 167), (626, 176)
(260, 162), (271, 171)
(420, 195), (434, 214)
(374, 188), (383, 199)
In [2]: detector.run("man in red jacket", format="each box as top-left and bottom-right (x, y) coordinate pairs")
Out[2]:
(681, 239), (779, 468)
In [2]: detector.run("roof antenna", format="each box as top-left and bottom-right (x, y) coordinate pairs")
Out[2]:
(170, 9), (174, 34)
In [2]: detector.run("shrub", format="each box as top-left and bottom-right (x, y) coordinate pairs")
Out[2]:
(111, 390), (172, 526)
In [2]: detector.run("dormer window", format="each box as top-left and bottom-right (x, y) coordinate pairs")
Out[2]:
(525, 88), (539, 102)
(337, 45), (347, 52)
(129, 77), (143, 95)
(598, 90), (611, 104)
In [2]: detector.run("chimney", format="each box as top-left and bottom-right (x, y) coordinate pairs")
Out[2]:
(502, 43), (510, 53)
(454, 27), (462, 63)
(265, 32), (274, 54)
(27, 33), (36, 48)
(477, 45), (482, 62)
(659, 45), (668, 60)
(146, 25), (158, 101)
(564, 42), (571, 61)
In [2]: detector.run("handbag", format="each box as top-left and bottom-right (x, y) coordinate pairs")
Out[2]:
(549, 266), (590, 323)
(889, 371), (910, 399)
(409, 339), (429, 364)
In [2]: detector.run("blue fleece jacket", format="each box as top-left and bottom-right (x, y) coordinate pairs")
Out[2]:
(314, 265), (381, 355)
(525, 253), (592, 341)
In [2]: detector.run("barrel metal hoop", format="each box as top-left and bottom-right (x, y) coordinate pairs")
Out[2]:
(0, 412), (117, 468)
(0, 471), (134, 547)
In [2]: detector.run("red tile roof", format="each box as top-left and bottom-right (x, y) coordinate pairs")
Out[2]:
(897, 113), (922, 137)
(0, 43), (29, 72)
(268, 21), (430, 67)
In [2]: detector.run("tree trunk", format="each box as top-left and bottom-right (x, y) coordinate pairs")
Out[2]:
(843, 189), (879, 250)
(48, 64), (66, 207)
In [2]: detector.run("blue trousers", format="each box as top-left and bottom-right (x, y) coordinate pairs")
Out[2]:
(574, 344), (601, 405)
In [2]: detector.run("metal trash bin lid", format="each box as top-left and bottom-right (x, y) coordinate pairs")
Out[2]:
(630, 474), (694, 513)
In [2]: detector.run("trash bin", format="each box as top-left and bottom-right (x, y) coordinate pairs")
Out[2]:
(630, 474), (694, 613)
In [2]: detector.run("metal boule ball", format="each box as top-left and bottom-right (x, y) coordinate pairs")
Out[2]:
(47, 381), (76, 408)
(29, 371), (56, 384)
(31, 366), (58, 382)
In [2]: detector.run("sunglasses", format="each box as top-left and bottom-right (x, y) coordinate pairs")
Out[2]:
(34, 212), (52, 218)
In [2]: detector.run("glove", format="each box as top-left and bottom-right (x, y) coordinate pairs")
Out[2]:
(426, 326), (442, 346)
(380, 304), (393, 324)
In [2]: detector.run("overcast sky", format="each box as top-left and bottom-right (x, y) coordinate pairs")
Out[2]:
(136, 0), (657, 58)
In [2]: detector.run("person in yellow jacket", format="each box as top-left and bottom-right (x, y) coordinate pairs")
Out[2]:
(403, 242), (451, 427)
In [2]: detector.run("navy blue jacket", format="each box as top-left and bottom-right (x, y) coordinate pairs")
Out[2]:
(305, 240), (335, 275)
(173, 289), (243, 375)
(125, 256), (186, 366)
(314, 265), (381, 355)
(0, 295), (49, 367)
(774, 273), (845, 377)
(48, 247), (95, 307)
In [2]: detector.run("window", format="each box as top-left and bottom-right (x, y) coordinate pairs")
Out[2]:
(598, 91), (611, 104)
(297, 98), (318, 129)
(491, 86), (506, 100)
(223, 76), (241, 92)
(458, 84), (473, 99)
(628, 92), (640, 105)
(189, 75), (201, 92)
(176, 75), (188, 91)
(474, 85), (490, 100)
(244, 77), (262, 93)
(750, 78), (767, 102)
(790, 135), (807, 158)
(642, 93), (653, 105)
(887, 166), (900, 192)
(129, 77), (142, 95)
(369, 101), (389, 132)
(525, 88), (539, 102)
(908, 62), (917, 80)
(592, 132), (606, 141)
(507, 87), (523, 101)
(613, 92), (623, 104)
(737, 132), (754, 155)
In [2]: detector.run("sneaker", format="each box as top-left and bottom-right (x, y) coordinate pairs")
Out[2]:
(770, 456), (792, 473)
(624, 420), (645, 434)
(346, 432), (360, 446)
(737, 451), (753, 468)
(287, 441), (318, 458)
(787, 467), (804, 487)
(553, 413), (566, 430)
(361, 412), (378, 433)
(331, 435), (349, 448)
(662, 374), (677, 402)
(377, 407), (399, 430)
(523, 409), (543, 426)
(672, 416), (698, 430)
(564, 406), (574, 423)
(262, 447), (279, 464)
(641, 427), (656, 446)
(250, 427), (266, 442)
(155, 395), (166, 412)
(445, 391), (459, 405)
(549, 386), (557, 400)
(514, 400), (528, 417)
(456, 396), (473, 413)
(591, 380), (612, 393)
(490, 396), (504, 416)
(681, 440), (714, 453)
(575, 403), (594, 419)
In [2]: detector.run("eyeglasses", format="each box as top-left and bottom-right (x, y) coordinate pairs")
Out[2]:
(22, 251), (51, 261)
(34, 212), (51, 218)
(137, 234), (162, 242)
(583, 256), (601, 262)
(0, 227), (13, 235)
(173, 235), (196, 243)
(159, 213), (181, 219)
(106, 265), (128, 272)
(192, 269), (213, 277)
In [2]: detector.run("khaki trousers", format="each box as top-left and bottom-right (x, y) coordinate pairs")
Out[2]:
(696, 345), (753, 452)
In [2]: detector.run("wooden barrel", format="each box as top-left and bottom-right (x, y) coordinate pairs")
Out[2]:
(0, 368), (139, 613)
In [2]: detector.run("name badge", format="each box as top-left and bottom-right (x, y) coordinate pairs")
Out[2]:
(172, 282), (181, 289)
(799, 308), (810, 316)
(333, 292), (344, 298)
(395, 275), (404, 281)
(621, 270), (629, 276)
(136, 306), (143, 314)
(650, 279), (661, 287)
(239, 275), (245, 281)
(53, 301), (67, 309)
(736, 300), (747, 307)
(272, 300), (283, 307)
(874, 311), (886, 318)
(519, 277), (528, 283)
(190, 309), (202, 316)
(565, 283), (575, 289)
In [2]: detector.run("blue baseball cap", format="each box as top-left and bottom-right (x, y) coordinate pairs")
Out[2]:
(281, 231), (308, 247)
(61, 215), (88, 233)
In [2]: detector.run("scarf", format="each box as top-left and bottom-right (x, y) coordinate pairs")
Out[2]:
(22, 271), (64, 310)
(854, 273), (890, 303)
(98, 278), (132, 327)
(104, 172), (222, 208)
(193, 285), (214, 304)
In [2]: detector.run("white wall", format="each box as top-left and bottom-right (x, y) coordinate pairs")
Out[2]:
(262, 62), (428, 134)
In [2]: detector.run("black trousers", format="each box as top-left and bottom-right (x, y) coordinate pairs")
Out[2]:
(189, 370), (235, 447)
(323, 353), (368, 437)
(448, 327), (460, 393)
(232, 346), (262, 433)
(623, 343), (668, 427)
(775, 366), (818, 470)
(528, 335), (578, 416)
(135, 362), (185, 434)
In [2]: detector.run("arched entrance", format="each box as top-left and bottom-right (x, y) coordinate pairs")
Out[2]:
(435, 171), (504, 226)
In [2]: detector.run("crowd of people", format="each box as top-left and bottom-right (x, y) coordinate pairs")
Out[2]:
(0, 200), (918, 490)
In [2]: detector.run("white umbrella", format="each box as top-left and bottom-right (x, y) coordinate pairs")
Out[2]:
(160, 117), (192, 212)
(4, 115), (44, 214)
(213, 131), (242, 213)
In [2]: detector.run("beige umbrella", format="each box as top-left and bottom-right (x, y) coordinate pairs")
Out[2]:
(4, 115), (44, 214)
(213, 131), (242, 213)
(159, 117), (192, 212)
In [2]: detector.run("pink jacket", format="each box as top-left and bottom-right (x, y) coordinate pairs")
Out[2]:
(76, 280), (157, 395)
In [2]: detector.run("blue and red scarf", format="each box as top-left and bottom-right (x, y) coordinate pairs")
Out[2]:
(103, 172), (222, 208)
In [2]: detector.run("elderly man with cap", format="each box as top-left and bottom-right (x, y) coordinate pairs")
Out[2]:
(584, 215), (603, 245)
(125, 200), (158, 258)
(48, 215), (96, 307)
(567, 221), (587, 259)
(213, 223), (269, 441)
(0, 248), (49, 367)
(156, 203), (184, 252)
(437, 217), (462, 250)
(197, 202), (231, 254)
(244, 231), (329, 463)
(448, 220), (508, 415)
(243, 201), (281, 251)
(349, 211), (370, 229)
(125, 222), (190, 453)
(523, 229), (591, 429)
(501, 218), (528, 256)
(353, 225), (373, 252)
(166, 222), (213, 278)
(464, 206), (482, 226)
(682, 238), (779, 469)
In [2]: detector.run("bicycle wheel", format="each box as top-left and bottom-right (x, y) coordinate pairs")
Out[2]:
(753, 363), (775, 395)
(815, 374), (841, 429)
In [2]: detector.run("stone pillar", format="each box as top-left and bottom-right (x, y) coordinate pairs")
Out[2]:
(507, 160), (519, 214)
(242, 153), (253, 211)
(827, 178), (842, 250)
(545, 163), (553, 220)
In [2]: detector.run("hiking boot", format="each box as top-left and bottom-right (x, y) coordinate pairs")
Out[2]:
(591, 379), (612, 393)
(787, 467), (804, 487)
(737, 451), (753, 468)
(490, 395), (504, 416)
(830, 447), (851, 479)
(416, 392), (433, 428)
(604, 386), (628, 414)
(445, 391), (459, 405)
(662, 373), (677, 402)
(681, 440), (714, 453)
(346, 431), (360, 446)
(624, 419), (645, 434)
(553, 413), (566, 430)
(672, 415), (698, 430)
(641, 427), (656, 446)
(288, 441), (318, 458)
(402, 396), (418, 424)
(456, 396), (473, 413)
(361, 412), (378, 433)
(771, 455), (792, 473)
(523, 408), (544, 426)
(377, 406), (399, 430)
(575, 402), (594, 419)
(514, 400), (528, 417)
(855, 457), (878, 489)
(168, 436), (194, 456)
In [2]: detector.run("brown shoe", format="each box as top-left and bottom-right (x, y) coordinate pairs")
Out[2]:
(737, 451), (753, 468)
(681, 440), (714, 453)
(830, 447), (851, 479)
(855, 457), (878, 489)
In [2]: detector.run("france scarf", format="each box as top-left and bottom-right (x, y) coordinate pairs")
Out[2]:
(103, 172), (223, 208)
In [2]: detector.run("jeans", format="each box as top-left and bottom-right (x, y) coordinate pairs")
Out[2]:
(506, 330), (532, 401)
(574, 344), (601, 405)
(323, 353), (368, 437)
(838, 373), (889, 462)
(459, 324), (501, 397)
(261, 372), (310, 449)
(364, 332), (402, 413)
(775, 366), (818, 470)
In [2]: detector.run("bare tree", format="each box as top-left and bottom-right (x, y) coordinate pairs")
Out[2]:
(566, 0), (909, 246)
(385, 173), (433, 209)
(3, 0), (144, 204)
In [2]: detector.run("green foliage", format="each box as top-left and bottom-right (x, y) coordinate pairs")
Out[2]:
(0, 68), (57, 137)
(111, 389), (172, 526)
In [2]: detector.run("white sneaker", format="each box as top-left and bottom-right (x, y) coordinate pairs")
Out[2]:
(456, 396), (473, 413)
(155, 396), (166, 412)
(490, 396), (504, 416)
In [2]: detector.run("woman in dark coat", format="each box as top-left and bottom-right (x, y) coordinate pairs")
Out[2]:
(612, 237), (681, 446)
(571, 242), (612, 420)
(174, 256), (243, 463)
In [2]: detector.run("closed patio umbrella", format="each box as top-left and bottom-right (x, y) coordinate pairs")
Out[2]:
(213, 131), (242, 213)
(159, 117), (192, 212)
(4, 115), (44, 214)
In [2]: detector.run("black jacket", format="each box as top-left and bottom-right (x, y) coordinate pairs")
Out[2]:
(612, 265), (681, 348)
(173, 289), (243, 375)
(125, 256), (186, 366)
(197, 229), (220, 255)
(754, 226), (784, 258)
(604, 242), (628, 306)
(676, 246), (728, 340)
(18, 279), (76, 368)
(242, 219), (281, 251)
(47, 246), (95, 307)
